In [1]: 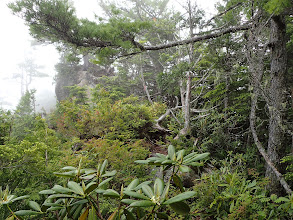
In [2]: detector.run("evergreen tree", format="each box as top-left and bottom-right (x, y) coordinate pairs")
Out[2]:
(11, 90), (36, 142)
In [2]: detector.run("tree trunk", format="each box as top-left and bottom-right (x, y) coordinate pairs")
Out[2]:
(178, 0), (194, 137)
(179, 72), (191, 136)
(266, 15), (287, 194)
(224, 71), (229, 120)
(140, 55), (153, 104)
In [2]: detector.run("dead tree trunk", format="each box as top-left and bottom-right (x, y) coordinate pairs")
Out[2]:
(140, 55), (153, 104)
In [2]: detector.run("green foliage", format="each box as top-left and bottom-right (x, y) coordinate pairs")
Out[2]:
(0, 186), (29, 220)
(10, 90), (36, 142)
(51, 86), (165, 141)
(83, 139), (151, 183)
(9, 0), (152, 60)
(4, 0), (293, 219)
(136, 145), (209, 180)
(0, 92), (63, 206)
(192, 155), (293, 219)
(0, 117), (62, 195)
(67, 85), (89, 104)
(264, 0), (292, 14)
(0, 109), (12, 145)
(281, 154), (293, 184)
(5, 146), (208, 219)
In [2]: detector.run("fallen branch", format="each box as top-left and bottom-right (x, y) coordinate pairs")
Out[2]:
(154, 105), (182, 132)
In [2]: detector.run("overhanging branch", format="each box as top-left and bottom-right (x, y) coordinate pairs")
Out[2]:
(142, 22), (252, 51)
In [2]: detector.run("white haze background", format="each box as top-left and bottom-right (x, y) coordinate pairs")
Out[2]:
(0, 0), (215, 111)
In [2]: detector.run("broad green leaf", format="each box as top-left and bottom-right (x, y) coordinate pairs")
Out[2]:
(169, 201), (190, 215)
(176, 149), (185, 162)
(85, 182), (99, 194)
(82, 181), (86, 192)
(95, 189), (106, 194)
(11, 195), (29, 202)
(134, 181), (152, 191)
(98, 177), (113, 188)
(59, 208), (66, 219)
(69, 199), (88, 207)
(14, 210), (40, 216)
(134, 160), (149, 164)
(68, 181), (84, 196)
(163, 191), (196, 205)
(54, 171), (75, 178)
(80, 174), (96, 180)
(61, 166), (77, 171)
(142, 185), (154, 199)
(5, 195), (15, 203)
(188, 162), (203, 167)
(154, 178), (164, 197)
(183, 152), (198, 161)
(230, 200), (235, 213)
(160, 182), (170, 203)
(103, 189), (120, 198)
(161, 160), (174, 165)
(168, 145), (176, 160)
(84, 169), (97, 175)
(47, 194), (77, 199)
(101, 170), (117, 177)
(124, 191), (149, 200)
(147, 157), (160, 162)
(179, 165), (191, 173)
(47, 206), (63, 211)
(183, 154), (199, 164)
(173, 174), (184, 193)
(154, 158), (166, 164)
(121, 199), (137, 204)
(185, 153), (209, 163)
(130, 200), (155, 207)
(155, 153), (167, 159)
(99, 159), (108, 175)
(126, 179), (140, 191)
(72, 204), (83, 219)
(39, 190), (55, 195)
(77, 158), (83, 177)
(5, 215), (14, 220)
(43, 202), (63, 207)
(28, 201), (42, 212)
(88, 207), (98, 220)
(52, 185), (73, 194)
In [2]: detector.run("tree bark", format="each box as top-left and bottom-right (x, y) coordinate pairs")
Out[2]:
(143, 23), (252, 51)
(266, 15), (287, 193)
(247, 10), (290, 194)
(250, 90), (292, 195)
(140, 55), (153, 104)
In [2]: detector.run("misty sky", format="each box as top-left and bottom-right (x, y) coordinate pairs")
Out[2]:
(0, 0), (215, 111)
(0, 0), (100, 111)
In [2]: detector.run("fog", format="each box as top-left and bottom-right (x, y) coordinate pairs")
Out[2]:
(0, 0), (100, 112)
(0, 0), (214, 112)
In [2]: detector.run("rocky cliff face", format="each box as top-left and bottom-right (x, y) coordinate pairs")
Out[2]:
(55, 55), (114, 102)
